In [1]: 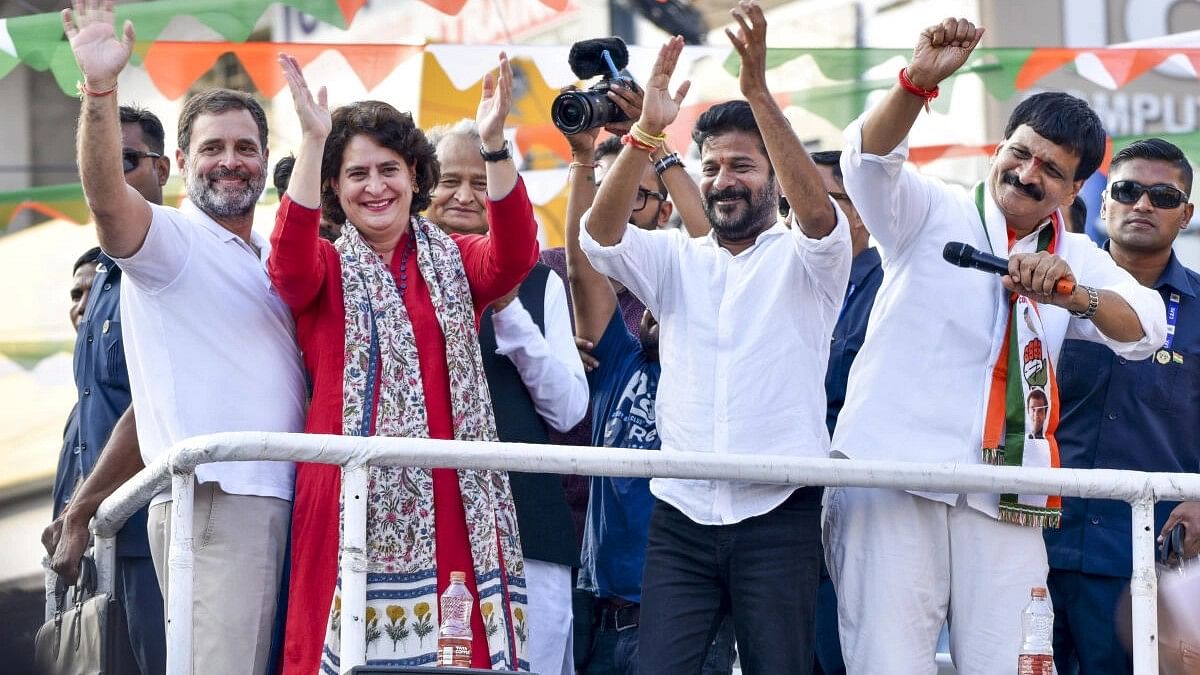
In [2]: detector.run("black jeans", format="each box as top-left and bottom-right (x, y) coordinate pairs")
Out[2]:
(638, 488), (823, 675)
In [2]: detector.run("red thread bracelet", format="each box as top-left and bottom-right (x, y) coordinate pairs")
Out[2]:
(76, 80), (118, 98)
(898, 67), (938, 112)
(621, 133), (656, 153)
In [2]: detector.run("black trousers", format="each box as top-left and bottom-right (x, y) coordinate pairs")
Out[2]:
(638, 487), (823, 675)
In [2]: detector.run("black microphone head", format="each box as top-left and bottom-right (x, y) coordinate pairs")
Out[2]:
(942, 241), (975, 268)
(567, 37), (630, 80)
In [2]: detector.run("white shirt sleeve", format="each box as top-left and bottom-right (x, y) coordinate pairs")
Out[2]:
(110, 203), (193, 292)
(578, 206), (681, 316)
(787, 198), (853, 308)
(1062, 238), (1167, 359)
(840, 112), (948, 258)
(491, 273), (590, 432)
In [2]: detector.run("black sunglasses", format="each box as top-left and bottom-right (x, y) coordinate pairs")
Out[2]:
(1109, 180), (1187, 209)
(123, 150), (162, 173)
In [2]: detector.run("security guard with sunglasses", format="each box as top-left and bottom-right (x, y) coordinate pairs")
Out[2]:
(1045, 137), (1200, 675)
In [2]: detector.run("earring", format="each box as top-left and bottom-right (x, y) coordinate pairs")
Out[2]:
(412, 180), (419, 192)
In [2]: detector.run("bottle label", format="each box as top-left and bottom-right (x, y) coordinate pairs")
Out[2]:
(437, 636), (472, 667)
(441, 595), (472, 633)
(1018, 653), (1053, 675)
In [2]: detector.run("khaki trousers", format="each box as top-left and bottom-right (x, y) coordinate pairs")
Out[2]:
(148, 481), (290, 675)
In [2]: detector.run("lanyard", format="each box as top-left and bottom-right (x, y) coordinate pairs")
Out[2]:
(1164, 291), (1181, 350)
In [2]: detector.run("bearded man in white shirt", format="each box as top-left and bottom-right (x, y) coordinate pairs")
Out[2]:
(826, 17), (1167, 675)
(580, 3), (851, 673)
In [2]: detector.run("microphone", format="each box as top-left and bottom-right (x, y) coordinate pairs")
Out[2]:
(942, 242), (1076, 295)
(567, 37), (630, 79)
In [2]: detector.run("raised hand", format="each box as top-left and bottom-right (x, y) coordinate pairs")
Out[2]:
(477, 52), (514, 149)
(725, 0), (769, 100)
(278, 53), (330, 141)
(639, 36), (691, 136)
(61, 0), (134, 89)
(907, 17), (985, 90)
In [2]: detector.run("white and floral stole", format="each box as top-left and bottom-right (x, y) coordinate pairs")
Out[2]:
(321, 218), (528, 671)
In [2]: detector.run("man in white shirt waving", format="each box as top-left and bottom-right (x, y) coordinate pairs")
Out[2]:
(64, 4), (306, 673)
(827, 17), (1166, 675)
(580, 3), (850, 673)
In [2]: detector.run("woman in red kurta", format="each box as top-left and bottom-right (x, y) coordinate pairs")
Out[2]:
(269, 54), (536, 673)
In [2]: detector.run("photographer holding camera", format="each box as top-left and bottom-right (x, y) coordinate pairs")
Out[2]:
(577, 2), (850, 673)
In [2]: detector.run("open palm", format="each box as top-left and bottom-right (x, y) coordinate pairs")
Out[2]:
(279, 53), (330, 139)
(62, 0), (133, 86)
(477, 52), (513, 146)
(639, 36), (691, 136)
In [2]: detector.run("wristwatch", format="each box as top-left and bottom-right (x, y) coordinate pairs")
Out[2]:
(479, 140), (512, 162)
(1068, 285), (1100, 320)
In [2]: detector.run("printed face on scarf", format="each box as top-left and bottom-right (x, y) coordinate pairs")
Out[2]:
(429, 135), (489, 236)
(181, 110), (267, 221)
(699, 130), (779, 244)
(1027, 389), (1048, 439)
(333, 134), (417, 243)
(988, 124), (1082, 235)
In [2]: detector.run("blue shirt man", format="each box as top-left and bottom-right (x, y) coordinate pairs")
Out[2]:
(1044, 138), (1200, 675)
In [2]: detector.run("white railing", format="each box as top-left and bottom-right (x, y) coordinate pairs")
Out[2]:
(68, 431), (1200, 675)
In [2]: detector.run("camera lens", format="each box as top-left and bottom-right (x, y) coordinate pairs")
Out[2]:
(552, 92), (594, 134)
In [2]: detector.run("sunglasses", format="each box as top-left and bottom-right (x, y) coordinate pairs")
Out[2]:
(123, 150), (162, 173)
(1109, 180), (1187, 209)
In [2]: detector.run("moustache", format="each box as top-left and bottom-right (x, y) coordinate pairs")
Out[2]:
(705, 187), (751, 206)
(205, 167), (252, 184)
(1002, 172), (1044, 201)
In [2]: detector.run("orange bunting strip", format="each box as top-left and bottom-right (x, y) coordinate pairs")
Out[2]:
(143, 41), (425, 99)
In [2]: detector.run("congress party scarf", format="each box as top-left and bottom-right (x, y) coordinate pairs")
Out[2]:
(975, 184), (1063, 528)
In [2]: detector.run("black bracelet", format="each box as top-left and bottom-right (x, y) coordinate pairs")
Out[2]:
(1068, 285), (1100, 320)
(479, 140), (512, 162)
(653, 152), (683, 175)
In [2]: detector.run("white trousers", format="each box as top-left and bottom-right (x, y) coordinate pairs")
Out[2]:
(524, 559), (575, 675)
(823, 486), (1049, 675)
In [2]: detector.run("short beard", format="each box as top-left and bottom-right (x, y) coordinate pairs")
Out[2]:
(186, 158), (265, 220)
(704, 182), (778, 242)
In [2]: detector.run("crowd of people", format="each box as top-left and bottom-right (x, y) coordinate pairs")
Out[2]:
(41, 1), (1197, 674)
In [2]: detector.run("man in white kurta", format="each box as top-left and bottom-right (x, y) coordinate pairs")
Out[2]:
(827, 17), (1166, 675)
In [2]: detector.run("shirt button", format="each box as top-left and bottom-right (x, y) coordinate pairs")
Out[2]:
(87, 335), (94, 344)
(1091, 517), (1101, 525)
(79, 442), (87, 451)
(73, 445), (81, 455)
(1107, 412), (1117, 420)
(1119, 357), (1127, 365)
(103, 283), (111, 291)
(83, 387), (91, 396)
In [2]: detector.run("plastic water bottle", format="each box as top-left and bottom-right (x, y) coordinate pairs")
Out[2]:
(1018, 586), (1054, 675)
(437, 571), (474, 667)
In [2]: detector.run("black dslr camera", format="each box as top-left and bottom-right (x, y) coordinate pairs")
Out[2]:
(551, 37), (640, 134)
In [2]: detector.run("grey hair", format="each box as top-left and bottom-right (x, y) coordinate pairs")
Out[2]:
(426, 118), (481, 150)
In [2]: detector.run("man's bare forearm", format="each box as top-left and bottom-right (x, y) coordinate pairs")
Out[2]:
(78, 93), (152, 257)
(63, 407), (143, 523)
(746, 91), (834, 237)
(564, 146), (617, 343)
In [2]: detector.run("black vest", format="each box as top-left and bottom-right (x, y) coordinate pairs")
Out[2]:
(478, 263), (579, 567)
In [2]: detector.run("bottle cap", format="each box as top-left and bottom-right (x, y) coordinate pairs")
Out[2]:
(1031, 586), (1047, 598)
(450, 571), (467, 583)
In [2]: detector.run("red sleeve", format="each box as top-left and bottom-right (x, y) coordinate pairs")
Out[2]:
(268, 195), (328, 313)
(453, 176), (540, 317)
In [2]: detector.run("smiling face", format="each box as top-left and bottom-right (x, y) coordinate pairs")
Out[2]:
(180, 109), (267, 220)
(699, 130), (778, 244)
(429, 135), (489, 235)
(988, 124), (1083, 236)
(1103, 158), (1193, 255)
(334, 134), (416, 244)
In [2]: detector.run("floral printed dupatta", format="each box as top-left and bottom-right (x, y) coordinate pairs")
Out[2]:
(320, 218), (527, 672)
